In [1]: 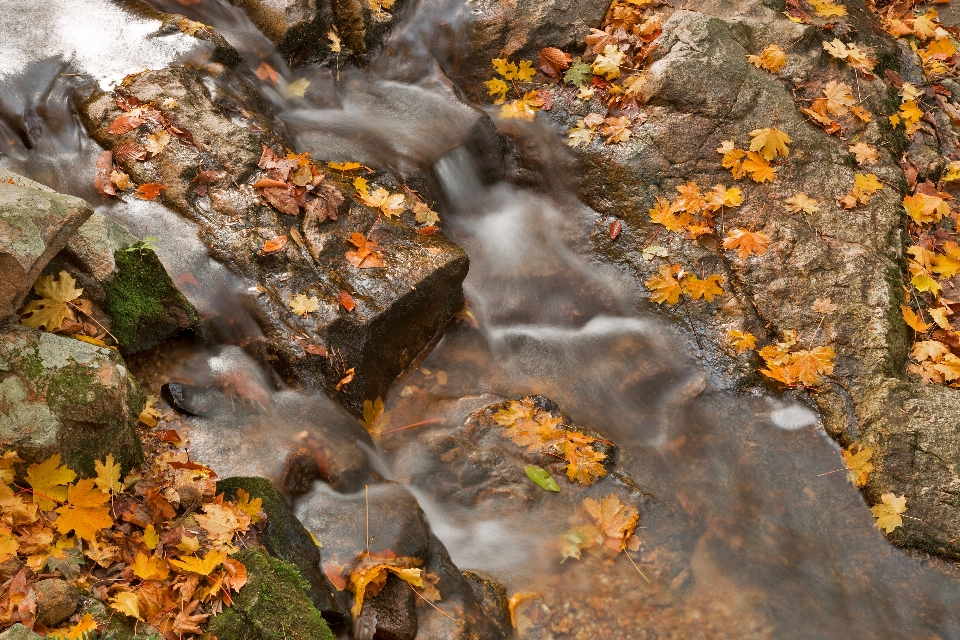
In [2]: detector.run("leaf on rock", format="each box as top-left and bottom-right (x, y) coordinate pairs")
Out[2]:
(345, 232), (384, 268)
(20, 270), (83, 332)
(842, 444), (874, 487)
(134, 183), (168, 201)
(785, 193), (820, 214)
(849, 142), (878, 165)
(582, 495), (641, 552)
(728, 329), (757, 353)
(262, 235), (288, 254)
(113, 140), (147, 162)
(747, 44), (786, 73)
(723, 228), (771, 259)
(680, 274), (724, 301)
(290, 293), (320, 317)
(749, 127), (791, 160)
(645, 263), (683, 305)
(54, 479), (112, 542)
(822, 80), (855, 115)
(360, 397), (391, 441)
(359, 187), (405, 217)
(902, 305), (931, 332)
(871, 493), (907, 533)
(525, 465), (560, 492)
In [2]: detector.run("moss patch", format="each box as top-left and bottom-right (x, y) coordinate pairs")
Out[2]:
(207, 548), (334, 640)
(102, 247), (198, 355)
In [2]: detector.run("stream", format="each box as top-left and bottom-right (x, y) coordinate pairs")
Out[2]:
(4, 0), (960, 638)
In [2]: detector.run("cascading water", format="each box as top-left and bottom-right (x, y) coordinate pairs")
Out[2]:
(3, 0), (960, 638)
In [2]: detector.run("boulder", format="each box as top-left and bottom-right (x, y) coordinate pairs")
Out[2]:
(0, 170), (92, 319)
(0, 322), (144, 475)
(206, 547), (334, 640)
(0, 625), (40, 640)
(216, 476), (343, 620)
(78, 597), (161, 640)
(33, 579), (78, 628)
(79, 65), (468, 414)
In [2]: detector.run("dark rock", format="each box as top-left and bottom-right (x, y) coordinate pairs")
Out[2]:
(79, 64), (468, 415)
(461, 570), (510, 638)
(0, 169), (93, 319)
(217, 476), (344, 621)
(206, 547), (335, 640)
(0, 322), (145, 476)
(33, 579), (78, 627)
(160, 382), (215, 417)
(363, 574), (417, 640)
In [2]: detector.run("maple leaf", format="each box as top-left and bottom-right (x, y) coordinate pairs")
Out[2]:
(910, 9), (939, 40)
(901, 305), (932, 332)
(851, 105), (871, 122)
(871, 493), (907, 533)
(516, 60), (537, 82)
(345, 551), (425, 617)
(134, 183), (167, 201)
(813, 297), (838, 314)
(492, 58), (518, 80)
(195, 502), (250, 544)
(500, 91), (544, 121)
(360, 187), (405, 217)
(25, 454), (76, 510)
(284, 78), (310, 98)
(328, 161), (362, 172)
(646, 263), (683, 305)
(785, 193), (819, 214)
(810, 0), (846, 17)
(681, 274), (724, 301)
(54, 479), (112, 542)
(592, 45), (625, 79)
(0, 527), (18, 561)
(600, 116), (632, 144)
(484, 78), (509, 103)
(235, 488), (264, 524)
(345, 232), (385, 268)
(567, 120), (595, 148)
(582, 495), (640, 552)
(170, 550), (228, 575)
(747, 44), (786, 73)
(929, 307), (953, 330)
(903, 193), (949, 224)
(46, 613), (98, 640)
(131, 552), (170, 581)
(562, 442), (608, 484)
(94, 454), (123, 494)
(723, 228), (771, 259)
(728, 329), (757, 353)
(145, 130), (170, 155)
(742, 152), (775, 183)
(649, 197), (692, 232)
(564, 58), (593, 87)
(934, 353), (960, 381)
(849, 142), (878, 165)
(361, 397), (391, 441)
(822, 80), (855, 115)
(144, 524), (160, 549)
(932, 243), (960, 278)
(20, 271), (83, 331)
(749, 127), (791, 161)
(110, 592), (143, 621)
(912, 340), (950, 362)
(139, 395), (161, 427)
(290, 293), (320, 317)
(785, 346), (835, 385)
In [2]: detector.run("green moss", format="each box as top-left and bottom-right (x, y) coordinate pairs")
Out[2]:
(102, 248), (198, 354)
(207, 548), (334, 640)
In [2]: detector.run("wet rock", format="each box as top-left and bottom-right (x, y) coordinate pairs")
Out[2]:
(0, 624), (41, 640)
(206, 547), (335, 640)
(461, 570), (511, 639)
(459, 0), (960, 558)
(439, 0), (610, 103)
(217, 476), (344, 621)
(42, 214), (200, 355)
(79, 65), (468, 415)
(0, 168), (93, 319)
(296, 482), (508, 639)
(236, 0), (406, 64)
(160, 381), (203, 416)
(0, 322), (145, 476)
(362, 574), (417, 640)
(33, 579), (78, 627)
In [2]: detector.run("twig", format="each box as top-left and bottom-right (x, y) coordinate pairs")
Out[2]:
(816, 468), (847, 477)
(678, 299), (704, 350)
(623, 550), (651, 584)
(410, 585), (457, 621)
(365, 485), (370, 553)
(380, 419), (443, 436)
(640, 226), (662, 251)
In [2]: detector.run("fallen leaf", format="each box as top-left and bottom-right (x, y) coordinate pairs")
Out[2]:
(747, 44), (787, 73)
(336, 367), (355, 391)
(25, 454), (76, 510)
(262, 235), (288, 254)
(290, 293), (320, 317)
(871, 493), (907, 533)
(785, 192), (820, 214)
(849, 142), (878, 165)
(525, 465), (560, 492)
(582, 494), (640, 552)
(902, 305), (932, 332)
(170, 550), (228, 576)
(339, 290), (356, 312)
(110, 591), (143, 621)
(728, 329), (757, 353)
(646, 263), (683, 305)
(134, 183), (168, 201)
(113, 140), (147, 162)
(255, 62), (279, 84)
(94, 454), (123, 495)
(54, 479), (112, 542)
(842, 444), (874, 487)
(20, 270), (83, 332)
(749, 127), (791, 160)
(723, 228), (771, 259)
(345, 232), (384, 268)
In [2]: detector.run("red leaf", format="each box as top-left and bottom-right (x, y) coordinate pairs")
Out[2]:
(339, 290), (356, 312)
(168, 461), (217, 477)
(262, 235), (288, 254)
(156, 430), (183, 443)
(116, 95), (141, 111)
(113, 140), (147, 162)
(609, 219), (622, 240)
(253, 178), (289, 189)
(94, 150), (118, 197)
(134, 183), (168, 200)
(108, 113), (145, 135)
(418, 226), (438, 235)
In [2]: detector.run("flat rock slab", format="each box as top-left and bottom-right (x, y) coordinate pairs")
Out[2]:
(0, 170), (93, 318)
(79, 65), (467, 414)
(0, 322), (144, 475)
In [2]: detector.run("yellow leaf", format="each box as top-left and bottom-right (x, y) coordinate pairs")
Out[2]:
(170, 550), (228, 576)
(94, 454), (124, 494)
(144, 130), (170, 156)
(177, 535), (200, 555)
(144, 524), (159, 550)
(516, 60), (536, 82)
(871, 493), (907, 533)
(810, 0), (846, 17)
(492, 58), (518, 80)
(911, 340), (950, 362)
(910, 9), (939, 40)
(25, 454), (76, 511)
(747, 44), (786, 73)
(645, 263), (683, 305)
(500, 91), (543, 121)
(484, 77), (509, 103)
(848, 142), (878, 165)
(353, 177), (369, 194)
(46, 613), (98, 640)
(20, 270), (83, 331)
(0, 451), (21, 484)
(110, 592), (143, 621)
(903, 193), (948, 224)
(54, 479), (113, 542)
(854, 173), (882, 195)
(290, 293), (320, 317)
(360, 397), (391, 441)
(728, 329), (757, 353)
(911, 271), (942, 296)
(681, 274), (724, 301)
(742, 152), (775, 183)
(327, 161), (361, 171)
(943, 161), (960, 182)
(582, 495), (640, 551)
(902, 305), (932, 332)
(930, 307), (953, 330)
(749, 127), (791, 160)
(723, 228), (771, 259)
(195, 502), (251, 544)
(649, 197), (691, 232)
(283, 78), (310, 98)
(131, 551), (170, 581)
(359, 187), (405, 217)
(822, 80), (854, 115)
(841, 444), (873, 487)
(785, 193), (820, 214)
(934, 353), (960, 381)
(592, 45), (625, 79)
(138, 395), (160, 428)
(328, 30), (342, 53)
(235, 488), (264, 524)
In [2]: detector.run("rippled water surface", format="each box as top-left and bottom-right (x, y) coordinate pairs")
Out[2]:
(4, 1), (960, 638)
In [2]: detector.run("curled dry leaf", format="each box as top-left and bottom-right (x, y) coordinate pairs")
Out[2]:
(262, 235), (288, 254)
(339, 290), (356, 312)
(134, 183), (168, 201)
(94, 150), (118, 197)
(345, 232), (384, 268)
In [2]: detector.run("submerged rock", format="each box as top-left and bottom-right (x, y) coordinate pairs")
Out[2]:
(79, 64), (468, 414)
(206, 547), (335, 640)
(0, 170), (92, 319)
(0, 322), (144, 475)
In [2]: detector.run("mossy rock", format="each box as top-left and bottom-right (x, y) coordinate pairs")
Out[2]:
(217, 477), (342, 620)
(102, 246), (198, 355)
(79, 597), (162, 640)
(207, 548), (334, 640)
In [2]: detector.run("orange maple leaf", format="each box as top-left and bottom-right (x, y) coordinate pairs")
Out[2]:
(723, 228), (771, 259)
(54, 479), (113, 542)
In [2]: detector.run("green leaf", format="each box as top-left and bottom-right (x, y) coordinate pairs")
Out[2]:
(525, 465), (560, 492)
(563, 58), (592, 88)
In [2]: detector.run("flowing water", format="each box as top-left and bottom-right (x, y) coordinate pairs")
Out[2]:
(4, 1), (960, 638)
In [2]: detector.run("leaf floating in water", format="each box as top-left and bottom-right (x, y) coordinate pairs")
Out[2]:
(525, 465), (560, 492)
(360, 397), (391, 441)
(255, 62), (279, 84)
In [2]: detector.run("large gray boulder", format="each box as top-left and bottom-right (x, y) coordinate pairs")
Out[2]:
(0, 171), (92, 319)
(0, 322), (144, 475)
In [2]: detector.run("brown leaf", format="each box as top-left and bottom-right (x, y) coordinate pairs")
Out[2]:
(156, 429), (183, 443)
(134, 183), (168, 200)
(339, 290), (356, 312)
(113, 140), (147, 162)
(305, 181), (343, 223)
(252, 178), (289, 189)
(609, 219), (622, 240)
(336, 367), (355, 391)
(255, 62), (279, 84)
(260, 185), (301, 215)
(262, 235), (288, 254)
(193, 170), (228, 184)
(146, 487), (177, 524)
(108, 113), (145, 135)
(345, 232), (384, 268)
(94, 150), (118, 197)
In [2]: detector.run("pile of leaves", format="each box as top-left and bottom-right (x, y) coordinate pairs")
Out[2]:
(254, 145), (344, 225)
(322, 550), (440, 618)
(492, 398), (608, 485)
(0, 450), (263, 638)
